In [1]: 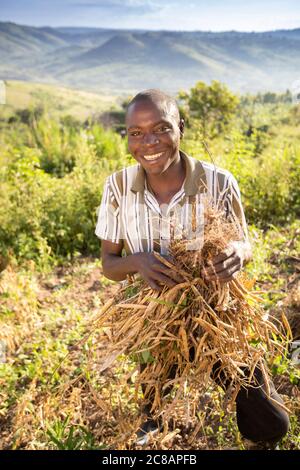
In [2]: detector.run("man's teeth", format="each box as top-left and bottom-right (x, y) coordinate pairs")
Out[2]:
(143, 152), (163, 161)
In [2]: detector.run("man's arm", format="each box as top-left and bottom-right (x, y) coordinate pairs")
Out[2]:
(101, 240), (184, 291)
(101, 239), (134, 281)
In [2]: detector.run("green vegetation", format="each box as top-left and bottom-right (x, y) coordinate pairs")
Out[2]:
(0, 85), (130, 266)
(2, 80), (119, 121)
(178, 80), (240, 138)
(0, 80), (299, 450)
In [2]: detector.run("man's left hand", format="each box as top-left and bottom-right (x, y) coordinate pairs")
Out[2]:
(202, 240), (252, 283)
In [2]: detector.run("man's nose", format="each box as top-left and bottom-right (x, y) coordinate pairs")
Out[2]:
(143, 133), (159, 145)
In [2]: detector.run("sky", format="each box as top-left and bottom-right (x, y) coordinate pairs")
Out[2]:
(0, 0), (300, 31)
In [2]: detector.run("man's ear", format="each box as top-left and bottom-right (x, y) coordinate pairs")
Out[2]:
(179, 118), (185, 139)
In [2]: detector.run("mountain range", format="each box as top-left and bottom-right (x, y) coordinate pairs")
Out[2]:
(1, 22), (300, 95)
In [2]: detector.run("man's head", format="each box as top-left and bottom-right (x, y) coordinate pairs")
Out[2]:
(126, 89), (184, 176)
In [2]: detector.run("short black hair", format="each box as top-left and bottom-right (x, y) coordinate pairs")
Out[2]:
(127, 89), (180, 122)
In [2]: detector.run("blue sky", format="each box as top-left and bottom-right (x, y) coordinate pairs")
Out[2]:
(1, 0), (300, 31)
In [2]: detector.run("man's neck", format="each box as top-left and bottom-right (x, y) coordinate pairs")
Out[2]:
(146, 153), (186, 205)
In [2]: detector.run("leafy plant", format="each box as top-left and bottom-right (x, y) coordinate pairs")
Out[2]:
(46, 416), (105, 450)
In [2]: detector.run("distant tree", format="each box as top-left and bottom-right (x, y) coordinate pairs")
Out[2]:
(262, 92), (277, 104)
(8, 105), (44, 125)
(178, 80), (239, 138)
(289, 104), (300, 125)
(240, 90), (293, 106)
(121, 96), (133, 111)
(92, 97), (133, 132)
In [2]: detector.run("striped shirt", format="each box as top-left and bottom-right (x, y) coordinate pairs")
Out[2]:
(95, 151), (248, 255)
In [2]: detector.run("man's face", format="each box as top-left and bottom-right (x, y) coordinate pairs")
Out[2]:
(126, 99), (183, 176)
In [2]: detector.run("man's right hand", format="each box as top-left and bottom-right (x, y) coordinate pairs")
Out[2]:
(101, 240), (184, 291)
(133, 252), (184, 291)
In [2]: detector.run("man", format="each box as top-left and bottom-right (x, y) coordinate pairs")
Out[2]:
(95, 89), (289, 449)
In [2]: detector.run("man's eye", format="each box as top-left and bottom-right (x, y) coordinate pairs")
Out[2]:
(156, 126), (171, 133)
(130, 131), (141, 137)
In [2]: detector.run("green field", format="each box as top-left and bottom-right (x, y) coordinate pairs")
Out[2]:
(0, 80), (299, 450)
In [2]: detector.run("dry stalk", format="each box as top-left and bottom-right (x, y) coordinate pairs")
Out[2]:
(89, 201), (289, 417)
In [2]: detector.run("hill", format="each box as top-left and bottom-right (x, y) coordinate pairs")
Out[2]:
(1, 22), (300, 94)
(0, 80), (119, 120)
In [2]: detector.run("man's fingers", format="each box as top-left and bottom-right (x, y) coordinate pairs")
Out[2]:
(210, 246), (235, 266)
(212, 266), (239, 280)
(205, 257), (239, 276)
(203, 263), (240, 282)
(152, 271), (177, 288)
(155, 264), (185, 283)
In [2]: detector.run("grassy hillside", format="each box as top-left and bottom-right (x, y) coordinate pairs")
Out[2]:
(0, 22), (67, 58)
(0, 80), (120, 120)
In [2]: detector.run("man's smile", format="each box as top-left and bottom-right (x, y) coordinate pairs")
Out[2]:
(142, 151), (165, 162)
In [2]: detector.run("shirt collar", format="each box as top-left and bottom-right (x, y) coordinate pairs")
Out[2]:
(130, 150), (207, 196)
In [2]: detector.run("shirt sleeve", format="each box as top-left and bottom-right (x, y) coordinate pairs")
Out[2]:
(223, 173), (249, 243)
(95, 176), (123, 243)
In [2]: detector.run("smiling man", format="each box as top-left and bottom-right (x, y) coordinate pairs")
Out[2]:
(95, 89), (289, 448)
(96, 89), (251, 289)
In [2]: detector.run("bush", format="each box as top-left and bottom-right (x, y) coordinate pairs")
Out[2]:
(0, 112), (128, 266)
(183, 126), (300, 228)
